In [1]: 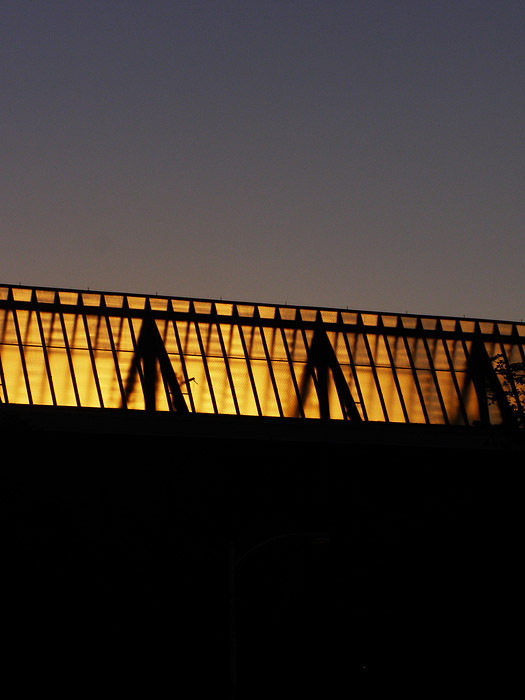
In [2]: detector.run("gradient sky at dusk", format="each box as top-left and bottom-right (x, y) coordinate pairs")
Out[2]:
(2, 1), (524, 321)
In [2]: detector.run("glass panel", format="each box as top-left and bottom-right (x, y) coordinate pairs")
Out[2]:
(229, 357), (258, 415)
(271, 359), (298, 417)
(440, 318), (456, 332)
(283, 328), (307, 362)
(198, 322), (222, 358)
(194, 301), (212, 314)
(375, 367), (405, 422)
(35, 313), (71, 403)
(380, 315), (399, 328)
(63, 313), (88, 349)
(262, 326), (288, 361)
(250, 357), (280, 416)
(70, 348), (100, 407)
(208, 358), (236, 414)
(108, 317), (135, 352)
(12, 288), (32, 302)
(331, 331), (350, 365)
(354, 366), (384, 421)
(116, 346), (140, 410)
(47, 346), (77, 406)
(171, 299), (190, 313)
(419, 318), (436, 330)
(85, 315), (111, 350)
(502, 343), (523, 364)
(457, 374), (480, 425)
(257, 305), (275, 320)
(401, 316), (418, 329)
(182, 353), (214, 414)
(0, 309), (26, 403)
(340, 311), (358, 325)
(478, 321), (495, 334)
(206, 356), (236, 414)
(293, 360), (319, 418)
(1, 345), (28, 403)
(416, 369), (444, 423)
(483, 339), (500, 364)
(459, 319), (475, 333)
(300, 308), (317, 322)
(23, 333), (53, 405)
(386, 334), (409, 368)
(149, 297), (168, 311)
(327, 374), (344, 420)
(404, 336), (429, 370)
(177, 369), (196, 403)
(126, 296), (146, 310)
(103, 294), (124, 308)
(241, 324), (266, 361)
(154, 378), (171, 412)
(19, 309), (40, 347)
(395, 368), (425, 423)
(36, 289), (56, 303)
(424, 337), (448, 371)
(222, 324), (245, 359)
(215, 302), (233, 316)
(320, 310), (337, 323)
(278, 307), (296, 321)
(122, 366), (145, 410)
(351, 334), (371, 366)
(82, 293), (101, 307)
(332, 334), (361, 405)
(434, 368), (465, 426)
(58, 291), (79, 305)
(367, 334), (390, 366)
(339, 360), (364, 420)
(93, 349), (121, 408)
(445, 338), (468, 372)
(0, 309), (20, 345)
(237, 304), (255, 318)
(177, 320), (200, 357)
(497, 323), (514, 336)
(159, 319), (177, 356)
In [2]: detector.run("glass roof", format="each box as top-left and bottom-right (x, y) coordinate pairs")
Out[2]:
(1, 283), (524, 427)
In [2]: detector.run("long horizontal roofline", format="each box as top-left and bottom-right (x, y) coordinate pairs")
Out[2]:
(1, 282), (524, 429)
(2, 282), (522, 326)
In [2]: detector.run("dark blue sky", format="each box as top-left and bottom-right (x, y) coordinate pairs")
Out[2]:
(2, 1), (524, 320)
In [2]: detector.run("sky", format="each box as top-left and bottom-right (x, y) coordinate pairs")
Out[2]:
(1, 1), (524, 321)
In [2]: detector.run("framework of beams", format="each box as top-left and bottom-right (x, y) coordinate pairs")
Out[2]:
(1, 283), (524, 428)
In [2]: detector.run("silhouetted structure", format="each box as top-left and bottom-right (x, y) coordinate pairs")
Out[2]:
(1, 283), (524, 428)
(1, 283), (522, 696)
